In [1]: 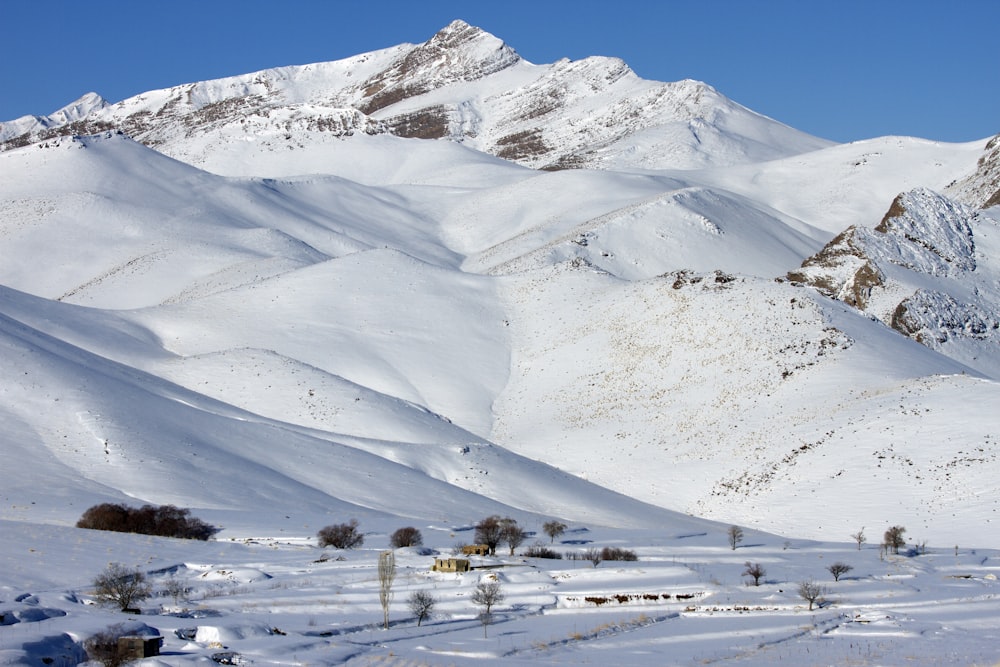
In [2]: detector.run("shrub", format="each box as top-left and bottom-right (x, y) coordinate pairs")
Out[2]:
(77, 503), (217, 540)
(523, 543), (562, 559)
(601, 546), (638, 562)
(93, 563), (151, 611)
(317, 520), (364, 549)
(390, 526), (423, 548)
(84, 624), (131, 667)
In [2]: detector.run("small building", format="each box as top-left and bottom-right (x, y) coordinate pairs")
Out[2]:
(432, 557), (471, 573)
(461, 544), (490, 556)
(117, 636), (162, 660)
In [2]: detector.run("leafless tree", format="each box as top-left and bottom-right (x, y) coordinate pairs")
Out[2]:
(408, 590), (435, 626)
(883, 525), (906, 555)
(471, 580), (505, 637)
(827, 562), (853, 582)
(542, 520), (567, 543)
(474, 515), (503, 556)
(727, 525), (744, 550)
(583, 547), (603, 567)
(850, 528), (866, 551)
(93, 563), (151, 611)
(164, 575), (190, 606)
(742, 561), (766, 586)
(378, 550), (396, 629)
(797, 580), (825, 610)
(500, 518), (527, 556)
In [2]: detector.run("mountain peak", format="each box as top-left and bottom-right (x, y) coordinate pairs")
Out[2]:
(355, 20), (520, 115)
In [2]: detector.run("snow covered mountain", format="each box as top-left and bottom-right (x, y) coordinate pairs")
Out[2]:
(0, 20), (829, 173)
(1, 20), (999, 551)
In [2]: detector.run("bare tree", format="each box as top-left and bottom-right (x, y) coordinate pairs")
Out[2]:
(883, 526), (906, 555)
(583, 547), (603, 568)
(378, 550), (396, 630)
(408, 590), (435, 626)
(474, 515), (503, 556)
(390, 526), (423, 548)
(93, 563), (152, 611)
(827, 562), (853, 582)
(742, 561), (766, 586)
(164, 575), (190, 606)
(727, 525), (744, 550)
(542, 520), (567, 544)
(850, 528), (866, 551)
(317, 520), (364, 549)
(471, 580), (505, 637)
(500, 518), (527, 556)
(797, 580), (825, 611)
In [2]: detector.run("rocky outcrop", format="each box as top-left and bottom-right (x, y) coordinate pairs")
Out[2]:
(789, 188), (999, 368)
(948, 134), (1000, 209)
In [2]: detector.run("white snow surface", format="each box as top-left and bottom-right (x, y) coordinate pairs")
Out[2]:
(1, 19), (999, 667)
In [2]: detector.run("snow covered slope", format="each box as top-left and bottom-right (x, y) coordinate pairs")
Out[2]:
(0, 20), (998, 552)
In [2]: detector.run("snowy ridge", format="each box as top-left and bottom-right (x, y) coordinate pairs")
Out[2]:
(789, 188), (1000, 377)
(0, 92), (108, 142)
(0, 21), (830, 172)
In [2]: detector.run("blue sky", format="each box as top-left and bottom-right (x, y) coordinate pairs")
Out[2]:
(2, 0), (996, 143)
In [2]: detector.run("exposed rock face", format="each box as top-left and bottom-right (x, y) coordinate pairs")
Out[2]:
(787, 227), (885, 310)
(353, 19), (521, 115)
(0, 21), (830, 171)
(948, 134), (1000, 209)
(789, 187), (999, 366)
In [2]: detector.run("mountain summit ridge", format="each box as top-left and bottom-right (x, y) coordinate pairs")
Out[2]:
(0, 20), (830, 171)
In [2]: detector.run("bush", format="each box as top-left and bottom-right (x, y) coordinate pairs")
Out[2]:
(84, 623), (131, 667)
(390, 526), (423, 548)
(77, 503), (217, 540)
(317, 520), (364, 549)
(93, 563), (151, 611)
(601, 546), (638, 562)
(523, 543), (562, 559)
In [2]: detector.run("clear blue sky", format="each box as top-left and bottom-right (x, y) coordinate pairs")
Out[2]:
(2, 0), (996, 143)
